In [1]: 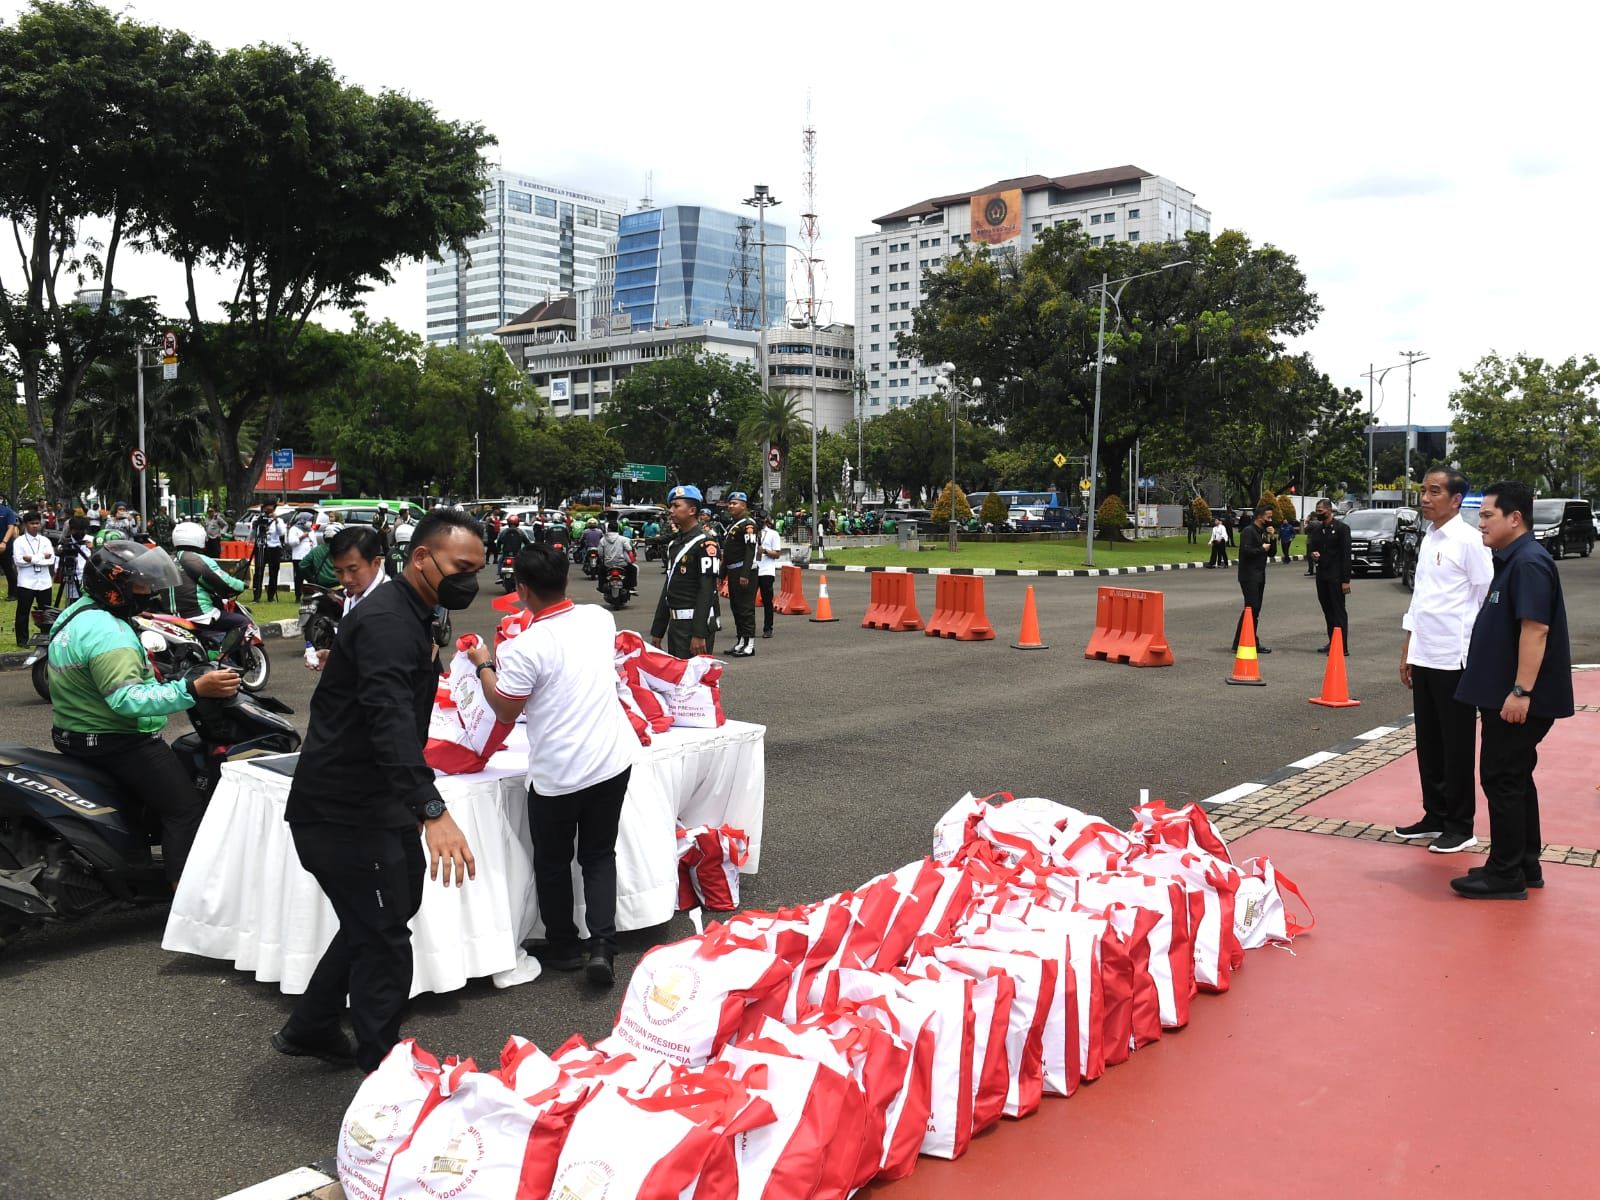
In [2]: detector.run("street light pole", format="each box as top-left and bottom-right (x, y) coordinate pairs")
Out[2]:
(744, 184), (781, 516)
(936, 368), (979, 552)
(474, 431), (481, 500)
(1400, 350), (1429, 507)
(753, 235), (821, 556)
(134, 343), (152, 529)
(1361, 360), (1408, 504)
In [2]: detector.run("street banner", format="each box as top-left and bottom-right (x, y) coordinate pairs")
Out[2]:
(970, 188), (1023, 245)
(258, 455), (340, 493)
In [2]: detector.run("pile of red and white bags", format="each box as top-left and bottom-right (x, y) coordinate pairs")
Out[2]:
(339, 793), (1311, 1199)
(615, 630), (726, 746)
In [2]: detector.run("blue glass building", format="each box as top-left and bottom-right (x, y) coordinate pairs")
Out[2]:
(614, 206), (785, 332)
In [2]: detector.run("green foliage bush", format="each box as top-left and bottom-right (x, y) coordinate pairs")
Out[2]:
(979, 491), (1009, 526)
(1097, 493), (1129, 530)
(1192, 497), (1213, 524)
(931, 482), (972, 523)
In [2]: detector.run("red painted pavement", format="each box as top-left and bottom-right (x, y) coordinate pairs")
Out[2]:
(868, 827), (1600, 1199)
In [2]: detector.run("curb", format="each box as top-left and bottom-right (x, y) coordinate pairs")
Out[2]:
(799, 555), (1312, 577)
(1197, 714), (1417, 810)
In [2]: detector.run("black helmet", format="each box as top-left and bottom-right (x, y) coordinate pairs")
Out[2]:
(83, 542), (182, 618)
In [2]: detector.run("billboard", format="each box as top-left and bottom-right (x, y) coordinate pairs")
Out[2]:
(970, 187), (1023, 245)
(258, 455), (340, 493)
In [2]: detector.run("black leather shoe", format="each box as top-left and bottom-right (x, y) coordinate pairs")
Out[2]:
(1257, 646), (1273, 654)
(585, 953), (615, 987)
(1450, 874), (1527, 900)
(525, 941), (583, 971)
(272, 1028), (358, 1065)
(761, 631), (773, 638)
(1468, 865), (1543, 889)
(1319, 643), (1330, 654)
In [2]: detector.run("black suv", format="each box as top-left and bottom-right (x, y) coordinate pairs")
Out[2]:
(1531, 498), (1595, 559)
(1344, 508), (1418, 578)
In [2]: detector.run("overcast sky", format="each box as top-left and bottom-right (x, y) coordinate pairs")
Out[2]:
(10, 0), (1596, 428)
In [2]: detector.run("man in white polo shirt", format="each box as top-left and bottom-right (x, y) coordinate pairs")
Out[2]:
(1396, 467), (1494, 854)
(468, 543), (636, 986)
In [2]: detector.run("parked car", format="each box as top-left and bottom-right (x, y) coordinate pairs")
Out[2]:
(1344, 507), (1418, 578)
(1530, 498), (1594, 559)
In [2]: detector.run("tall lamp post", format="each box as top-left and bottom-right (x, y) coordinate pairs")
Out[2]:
(603, 423), (630, 503)
(754, 237), (823, 558)
(1398, 350), (1429, 507)
(743, 184), (781, 515)
(934, 366), (979, 551)
(1084, 261), (1191, 566)
(1361, 360), (1408, 503)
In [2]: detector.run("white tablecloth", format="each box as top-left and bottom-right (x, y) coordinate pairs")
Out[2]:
(162, 720), (765, 996)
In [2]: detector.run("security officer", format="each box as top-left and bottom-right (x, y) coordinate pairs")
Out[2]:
(720, 490), (760, 657)
(651, 484), (718, 658)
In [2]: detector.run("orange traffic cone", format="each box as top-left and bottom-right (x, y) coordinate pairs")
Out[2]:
(1226, 606), (1267, 686)
(809, 572), (839, 623)
(1011, 585), (1049, 650)
(1309, 627), (1360, 707)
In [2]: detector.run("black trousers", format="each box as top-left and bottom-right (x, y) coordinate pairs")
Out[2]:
(1410, 667), (1477, 837)
(1, 544), (16, 596)
(666, 620), (714, 659)
(252, 546), (283, 601)
(51, 729), (205, 884)
(728, 572), (757, 640)
(757, 575), (775, 633)
(14, 584), (47, 645)
(1315, 577), (1349, 649)
(1207, 542), (1228, 567)
(1479, 711), (1554, 885)
(529, 767), (632, 955)
(1232, 576), (1265, 648)
(1186, 526), (1198, 544)
(286, 822), (425, 1073)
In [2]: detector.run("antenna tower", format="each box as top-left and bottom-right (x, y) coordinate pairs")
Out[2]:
(724, 217), (757, 330)
(639, 171), (654, 211)
(799, 100), (820, 326)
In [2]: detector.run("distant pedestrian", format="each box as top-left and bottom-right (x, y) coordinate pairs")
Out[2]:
(1231, 504), (1276, 653)
(1394, 468), (1493, 855)
(1206, 517), (1229, 568)
(1183, 504), (1199, 545)
(1311, 500), (1351, 654)
(12, 511), (55, 646)
(251, 502), (288, 602)
(0, 494), (17, 601)
(1278, 515), (1297, 562)
(202, 510), (226, 558)
(756, 514), (781, 639)
(1450, 479), (1573, 899)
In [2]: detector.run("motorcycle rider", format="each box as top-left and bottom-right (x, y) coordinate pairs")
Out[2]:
(597, 520), (638, 595)
(47, 542), (242, 885)
(171, 520), (252, 638)
(495, 514), (529, 562)
(579, 515), (605, 571)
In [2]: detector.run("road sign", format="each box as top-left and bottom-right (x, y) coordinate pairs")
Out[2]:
(272, 448), (294, 470)
(1138, 476), (1156, 489)
(1053, 453), (1068, 469)
(1079, 478), (1092, 496)
(768, 446), (783, 471)
(160, 331), (177, 361)
(610, 461), (667, 483)
(162, 362), (177, 380)
(130, 448), (147, 471)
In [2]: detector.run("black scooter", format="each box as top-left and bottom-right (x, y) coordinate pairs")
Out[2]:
(0, 632), (301, 952)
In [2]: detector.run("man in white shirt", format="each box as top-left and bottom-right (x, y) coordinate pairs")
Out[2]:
(11, 511), (56, 647)
(756, 514), (782, 638)
(286, 514), (317, 600)
(468, 543), (636, 986)
(1396, 467), (1494, 853)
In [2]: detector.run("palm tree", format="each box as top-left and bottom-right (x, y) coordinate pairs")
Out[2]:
(739, 391), (809, 458)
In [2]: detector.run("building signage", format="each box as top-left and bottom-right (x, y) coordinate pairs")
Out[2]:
(259, 456), (341, 493)
(550, 378), (571, 405)
(970, 187), (1023, 245)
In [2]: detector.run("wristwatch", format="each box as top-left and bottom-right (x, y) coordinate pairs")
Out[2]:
(474, 660), (494, 677)
(421, 798), (446, 821)
(1511, 684), (1533, 699)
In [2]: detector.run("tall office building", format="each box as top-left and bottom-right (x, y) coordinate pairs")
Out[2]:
(855, 165), (1209, 410)
(613, 205), (785, 332)
(426, 170), (629, 345)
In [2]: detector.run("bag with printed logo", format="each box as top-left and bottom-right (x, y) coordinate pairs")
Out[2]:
(678, 824), (750, 912)
(1121, 843), (1243, 992)
(1233, 855), (1315, 949)
(424, 635), (516, 775)
(337, 1040), (455, 1200)
(543, 1084), (723, 1200)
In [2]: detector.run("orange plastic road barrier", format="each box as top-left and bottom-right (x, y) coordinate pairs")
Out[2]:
(924, 575), (996, 641)
(1083, 586), (1174, 667)
(861, 572), (923, 631)
(1011, 584), (1049, 650)
(772, 564), (811, 615)
(1309, 627), (1360, 707)
(809, 573), (839, 622)
(220, 540), (254, 559)
(1226, 606), (1267, 686)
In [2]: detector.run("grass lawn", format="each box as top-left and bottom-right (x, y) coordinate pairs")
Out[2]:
(823, 534), (1305, 571)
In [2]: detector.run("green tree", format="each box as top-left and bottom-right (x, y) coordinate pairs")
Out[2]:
(979, 490), (1009, 526)
(1096, 494), (1129, 543)
(930, 481), (972, 523)
(606, 348), (765, 488)
(1276, 495), (1297, 523)
(522, 419), (625, 506)
(1449, 352), (1600, 493)
(1192, 496), (1212, 524)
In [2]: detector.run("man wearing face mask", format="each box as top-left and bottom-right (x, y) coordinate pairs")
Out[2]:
(48, 542), (242, 888)
(274, 510), (483, 1072)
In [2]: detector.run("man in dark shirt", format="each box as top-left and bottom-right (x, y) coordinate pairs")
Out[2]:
(273, 509), (483, 1070)
(1231, 504), (1277, 653)
(1311, 499), (1352, 653)
(1451, 480), (1573, 900)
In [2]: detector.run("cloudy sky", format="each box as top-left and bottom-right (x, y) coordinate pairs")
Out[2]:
(10, 0), (1595, 427)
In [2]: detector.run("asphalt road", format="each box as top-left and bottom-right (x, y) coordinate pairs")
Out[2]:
(3, 555), (1597, 1199)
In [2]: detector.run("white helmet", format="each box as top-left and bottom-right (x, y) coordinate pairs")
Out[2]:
(172, 520), (207, 549)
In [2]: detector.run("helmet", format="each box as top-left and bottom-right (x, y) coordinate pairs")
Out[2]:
(507, 514), (521, 526)
(172, 521), (206, 549)
(667, 484), (704, 508)
(93, 528), (128, 548)
(83, 542), (182, 618)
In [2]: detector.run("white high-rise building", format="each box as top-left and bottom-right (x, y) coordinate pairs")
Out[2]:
(426, 171), (629, 345)
(854, 165), (1209, 410)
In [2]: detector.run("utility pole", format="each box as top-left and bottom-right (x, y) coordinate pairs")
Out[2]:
(743, 183), (781, 515)
(1399, 350), (1429, 507)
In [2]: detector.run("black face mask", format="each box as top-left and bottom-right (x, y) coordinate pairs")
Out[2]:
(427, 550), (479, 611)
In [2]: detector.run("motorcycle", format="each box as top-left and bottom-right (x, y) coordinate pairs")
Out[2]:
(600, 564), (631, 610)
(0, 630), (300, 951)
(143, 596), (270, 692)
(497, 552), (517, 594)
(580, 546), (600, 578)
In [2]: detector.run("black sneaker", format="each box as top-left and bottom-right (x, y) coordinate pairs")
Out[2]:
(1428, 831), (1480, 854)
(1450, 874), (1527, 900)
(761, 631), (773, 638)
(1468, 865), (1544, 889)
(1393, 820), (1444, 840)
(525, 941), (583, 971)
(585, 953), (615, 987)
(271, 1028), (358, 1066)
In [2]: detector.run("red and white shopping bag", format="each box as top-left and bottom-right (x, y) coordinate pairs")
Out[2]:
(604, 925), (799, 1067)
(715, 1043), (862, 1200)
(544, 1084), (723, 1200)
(620, 681), (655, 748)
(494, 607), (533, 652)
(722, 903), (852, 1023)
(1234, 855), (1315, 949)
(337, 1040), (454, 1200)
(1071, 872), (1196, 1030)
(1122, 844), (1243, 992)
(424, 636), (516, 774)
(622, 662), (675, 733)
(907, 958), (1013, 1138)
(931, 792), (1008, 864)
(677, 824), (751, 912)
(1129, 798), (1234, 863)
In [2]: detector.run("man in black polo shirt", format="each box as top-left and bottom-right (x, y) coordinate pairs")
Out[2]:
(1231, 504), (1277, 653)
(272, 510), (484, 1070)
(1452, 480), (1573, 900)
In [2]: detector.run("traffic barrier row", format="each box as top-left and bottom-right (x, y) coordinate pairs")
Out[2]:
(861, 572), (923, 631)
(771, 564), (811, 615)
(924, 575), (995, 641)
(219, 540), (254, 559)
(1083, 586), (1174, 668)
